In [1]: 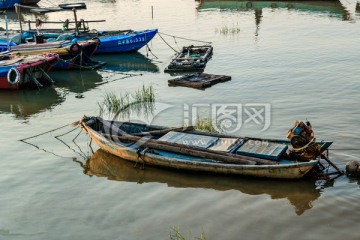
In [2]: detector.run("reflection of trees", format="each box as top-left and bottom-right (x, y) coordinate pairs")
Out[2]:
(197, 1), (351, 21)
(254, 8), (262, 38)
(77, 149), (334, 215)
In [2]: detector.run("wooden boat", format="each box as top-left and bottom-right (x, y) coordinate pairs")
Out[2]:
(80, 117), (334, 179)
(0, 53), (58, 90)
(12, 5), (158, 54)
(165, 45), (213, 73)
(0, 0), (21, 9)
(58, 2), (86, 10)
(8, 40), (106, 70)
(21, 0), (40, 5)
(21, 29), (159, 54)
(84, 29), (158, 54)
(14, 2), (86, 13)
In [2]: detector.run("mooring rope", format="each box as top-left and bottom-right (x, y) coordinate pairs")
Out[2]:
(41, 0), (58, 8)
(95, 74), (138, 86)
(146, 44), (159, 59)
(19, 121), (79, 141)
(157, 33), (178, 53)
(158, 32), (212, 44)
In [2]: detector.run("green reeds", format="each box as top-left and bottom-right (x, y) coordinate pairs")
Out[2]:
(195, 116), (219, 133)
(215, 23), (241, 35)
(98, 85), (155, 120)
(169, 226), (207, 240)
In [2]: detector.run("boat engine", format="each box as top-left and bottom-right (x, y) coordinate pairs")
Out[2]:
(287, 120), (321, 160)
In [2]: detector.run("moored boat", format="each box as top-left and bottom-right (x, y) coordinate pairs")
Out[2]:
(10, 4), (158, 54)
(22, 29), (159, 54)
(21, 0), (40, 5)
(8, 39), (106, 70)
(0, 52), (58, 90)
(164, 45), (213, 73)
(80, 117), (334, 179)
(0, 0), (21, 9)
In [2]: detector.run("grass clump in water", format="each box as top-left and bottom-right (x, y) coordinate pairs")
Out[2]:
(169, 226), (207, 240)
(215, 23), (241, 35)
(195, 116), (219, 133)
(98, 85), (155, 120)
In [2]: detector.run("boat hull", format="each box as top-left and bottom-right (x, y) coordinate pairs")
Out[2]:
(0, 0), (21, 9)
(82, 120), (318, 179)
(94, 29), (158, 54)
(0, 53), (59, 90)
(21, 0), (40, 4)
(10, 40), (104, 70)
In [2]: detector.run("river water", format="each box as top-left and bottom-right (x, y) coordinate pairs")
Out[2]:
(1, 0), (360, 239)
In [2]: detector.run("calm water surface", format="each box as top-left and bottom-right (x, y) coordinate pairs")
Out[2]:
(1, 0), (360, 239)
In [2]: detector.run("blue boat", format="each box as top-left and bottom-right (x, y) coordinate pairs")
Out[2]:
(85, 29), (158, 54)
(29, 29), (158, 54)
(4, 29), (158, 54)
(0, 0), (21, 9)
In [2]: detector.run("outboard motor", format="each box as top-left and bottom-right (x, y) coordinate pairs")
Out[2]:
(287, 120), (320, 160)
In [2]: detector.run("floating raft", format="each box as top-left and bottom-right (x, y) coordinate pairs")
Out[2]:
(168, 73), (231, 89)
(164, 45), (213, 73)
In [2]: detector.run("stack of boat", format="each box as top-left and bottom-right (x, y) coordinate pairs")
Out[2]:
(0, 2), (158, 90)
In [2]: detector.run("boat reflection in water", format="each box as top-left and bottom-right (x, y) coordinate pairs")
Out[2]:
(79, 149), (334, 215)
(49, 70), (104, 95)
(197, 0), (356, 21)
(0, 87), (64, 119)
(49, 52), (159, 97)
(92, 52), (159, 73)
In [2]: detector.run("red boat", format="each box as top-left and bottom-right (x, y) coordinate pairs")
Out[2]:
(0, 53), (59, 90)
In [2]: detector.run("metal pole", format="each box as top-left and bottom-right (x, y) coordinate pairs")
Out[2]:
(14, 4), (23, 35)
(73, 8), (79, 36)
(5, 15), (9, 51)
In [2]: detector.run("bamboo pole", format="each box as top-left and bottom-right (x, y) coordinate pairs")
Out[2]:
(5, 15), (9, 51)
(14, 4), (23, 36)
(73, 8), (79, 36)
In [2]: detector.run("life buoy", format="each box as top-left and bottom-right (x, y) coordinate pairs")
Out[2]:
(69, 43), (82, 56)
(246, 2), (252, 8)
(91, 37), (101, 46)
(7, 68), (21, 85)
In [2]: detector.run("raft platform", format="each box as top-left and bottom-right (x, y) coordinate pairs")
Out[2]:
(168, 73), (231, 89)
